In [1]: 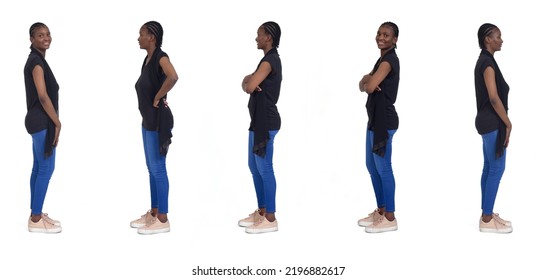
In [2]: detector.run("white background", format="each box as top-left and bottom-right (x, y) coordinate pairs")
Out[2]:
(1, 0), (533, 279)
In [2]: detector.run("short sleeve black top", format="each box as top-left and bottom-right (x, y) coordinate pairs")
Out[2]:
(474, 49), (509, 135)
(135, 48), (168, 131)
(248, 48), (282, 131)
(365, 48), (399, 131)
(24, 47), (59, 134)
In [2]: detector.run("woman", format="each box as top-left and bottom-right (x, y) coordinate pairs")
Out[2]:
(130, 21), (178, 235)
(24, 22), (62, 233)
(238, 21), (282, 234)
(474, 23), (512, 233)
(357, 22), (400, 233)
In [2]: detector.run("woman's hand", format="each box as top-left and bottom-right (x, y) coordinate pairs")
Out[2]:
(153, 98), (169, 108)
(359, 74), (371, 92)
(53, 122), (61, 147)
(242, 74), (252, 93)
(504, 124), (512, 147)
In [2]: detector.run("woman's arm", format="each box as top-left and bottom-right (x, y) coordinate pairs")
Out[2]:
(359, 74), (371, 92)
(242, 74), (253, 92)
(153, 56), (179, 108)
(32, 65), (61, 146)
(363, 61), (391, 94)
(243, 61), (272, 94)
(484, 66), (512, 146)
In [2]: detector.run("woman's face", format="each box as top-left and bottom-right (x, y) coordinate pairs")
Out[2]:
(138, 26), (154, 50)
(486, 28), (503, 52)
(31, 26), (51, 51)
(375, 26), (397, 50)
(255, 26), (270, 50)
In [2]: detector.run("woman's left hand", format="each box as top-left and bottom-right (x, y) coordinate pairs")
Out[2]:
(154, 98), (168, 108)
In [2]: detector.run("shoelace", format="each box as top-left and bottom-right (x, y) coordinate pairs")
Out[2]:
(250, 209), (261, 217)
(252, 217), (265, 226)
(41, 218), (56, 229)
(144, 212), (154, 221)
(372, 216), (384, 226)
(493, 213), (509, 225)
(372, 208), (380, 216)
(492, 217), (507, 227)
(367, 209), (382, 219)
(42, 213), (59, 225)
(145, 216), (158, 226)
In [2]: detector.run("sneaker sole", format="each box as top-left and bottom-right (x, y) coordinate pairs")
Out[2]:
(365, 225), (398, 233)
(138, 227), (170, 235)
(479, 227), (513, 234)
(245, 227), (278, 234)
(28, 228), (62, 234)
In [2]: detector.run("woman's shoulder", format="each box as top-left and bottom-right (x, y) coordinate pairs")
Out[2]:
(476, 54), (495, 70)
(381, 51), (399, 69)
(156, 48), (169, 59)
(24, 52), (44, 71)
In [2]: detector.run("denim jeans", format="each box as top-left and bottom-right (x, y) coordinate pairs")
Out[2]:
(30, 129), (56, 215)
(248, 130), (278, 213)
(481, 129), (506, 215)
(142, 127), (170, 214)
(365, 129), (396, 212)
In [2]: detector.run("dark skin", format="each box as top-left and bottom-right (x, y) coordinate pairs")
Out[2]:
(138, 25), (179, 223)
(480, 28), (511, 223)
(241, 26), (276, 223)
(358, 25), (398, 222)
(29, 26), (61, 223)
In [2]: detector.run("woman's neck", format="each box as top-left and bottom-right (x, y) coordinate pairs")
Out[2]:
(263, 47), (273, 55)
(380, 46), (394, 57)
(33, 46), (46, 57)
(145, 45), (156, 64)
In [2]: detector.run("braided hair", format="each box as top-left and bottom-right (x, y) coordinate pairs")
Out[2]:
(478, 23), (498, 49)
(262, 21), (281, 48)
(380, 21), (399, 48)
(29, 22), (48, 37)
(144, 21), (164, 48)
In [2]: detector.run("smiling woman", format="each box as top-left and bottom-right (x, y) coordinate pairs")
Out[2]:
(238, 21), (282, 234)
(357, 22), (400, 234)
(24, 22), (62, 233)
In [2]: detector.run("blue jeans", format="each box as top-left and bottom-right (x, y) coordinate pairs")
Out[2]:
(142, 127), (170, 214)
(30, 129), (56, 215)
(366, 129), (396, 212)
(481, 129), (506, 215)
(248, 130), (278, 213)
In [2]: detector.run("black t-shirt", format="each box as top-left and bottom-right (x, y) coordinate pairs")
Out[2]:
(248, 48), (282, 131)
(24, 47), (59, 134)
(366, 48), (399, 130)
(474, 49), (509, 135)
(135, 48), (168, 131)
